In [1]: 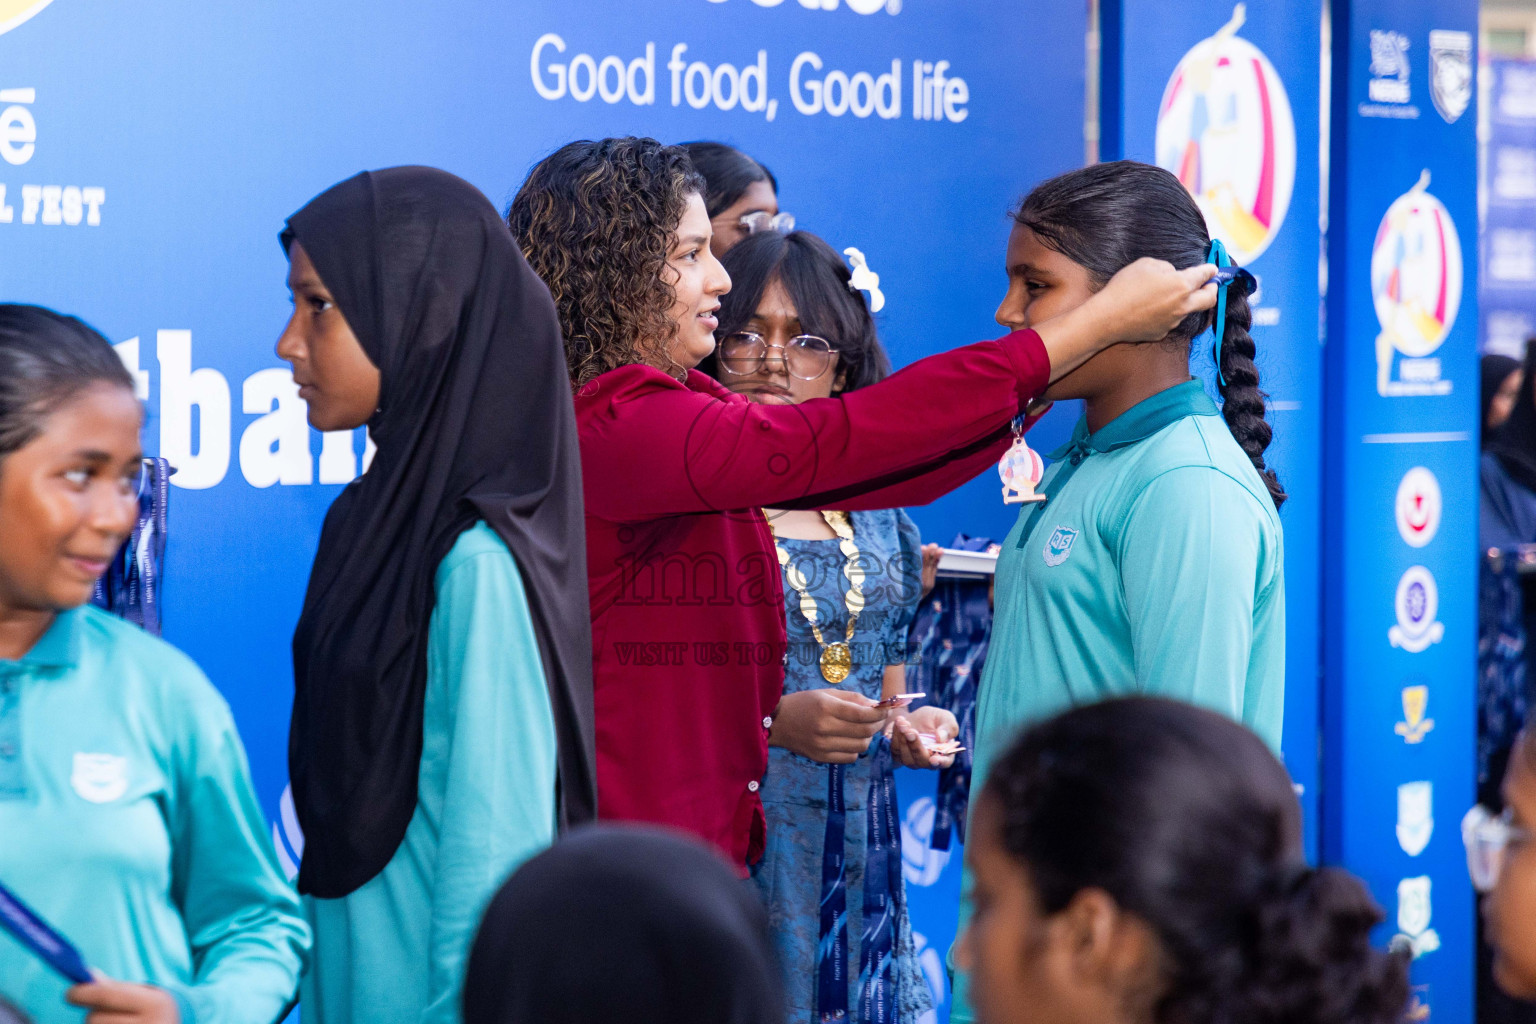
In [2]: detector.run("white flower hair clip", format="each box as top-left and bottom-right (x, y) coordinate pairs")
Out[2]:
(843, 247), (886, 313)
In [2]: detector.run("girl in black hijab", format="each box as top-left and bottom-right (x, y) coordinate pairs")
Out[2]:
(1486, 353), (1524, 442)
(463, 824), (785, 1024)
(1485, 340), (1536, 549)
(276, 166), (596, 1024)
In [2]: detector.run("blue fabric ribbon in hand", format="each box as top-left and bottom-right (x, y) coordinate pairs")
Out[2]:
(858, 737), (902, 1024)
(817, 763), (850, 1023)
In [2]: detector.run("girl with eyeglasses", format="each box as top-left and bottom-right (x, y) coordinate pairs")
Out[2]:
(704, 229), (954, 1023)
(961, 697), (1407, 1024)
(507, 136), (1217, 879)
(0, 305), (309, 1024)
(682, 142), (793, 256)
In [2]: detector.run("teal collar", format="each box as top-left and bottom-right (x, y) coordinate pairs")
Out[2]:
(1048, 379), (1219, 459)
(15, 607), (84, 669)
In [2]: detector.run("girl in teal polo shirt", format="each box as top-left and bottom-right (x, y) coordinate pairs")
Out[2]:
(0, 305), (309, 1023)
(953, 162), (1286, 1022)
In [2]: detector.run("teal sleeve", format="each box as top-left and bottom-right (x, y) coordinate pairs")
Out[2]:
(166, 691), (310, 1024)
(884, 509), (925, 666)
(420, 543), (558, 1024)
(1115, 467), (1279, 746)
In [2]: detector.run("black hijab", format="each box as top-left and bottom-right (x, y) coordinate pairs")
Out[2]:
(1483, 353), (1522, 443)
(1491, 339), (1536, 495)
(462, 825), (785, 1024)
(284, 167), (597, 898)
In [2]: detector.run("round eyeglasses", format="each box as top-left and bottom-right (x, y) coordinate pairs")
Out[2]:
(718, 332), (835, 381)
(739, 211), (795, 236)
(1463, 804), (1533, 893)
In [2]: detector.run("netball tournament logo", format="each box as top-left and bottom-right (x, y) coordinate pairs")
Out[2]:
(1372, 170), (1463, 397)
(1155, 3), (1297, 263)
(0, 0), (53, 35)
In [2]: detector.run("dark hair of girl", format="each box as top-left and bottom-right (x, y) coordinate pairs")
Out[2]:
(508, 137), (705, 389)
(1016, 160), (1286, 509)
(0, 303), (135, 459)
(983, 697), (1409, 1024)
(680, 142), (778, 219)
(705, 230), (891, 393)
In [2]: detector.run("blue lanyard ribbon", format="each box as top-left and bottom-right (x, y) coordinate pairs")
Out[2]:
(92, 458), (171, 635)
(857, 737), (902, 1024)
(932, 634), (986, 850)
(816, 739), (906, 1023)
(1208, 238), (1233, 388)
(817, 763), (850, 1023)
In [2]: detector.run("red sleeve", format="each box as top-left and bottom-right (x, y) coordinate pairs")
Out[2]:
(790, 405), (1049, 511)
(577, 329), (1049, 522)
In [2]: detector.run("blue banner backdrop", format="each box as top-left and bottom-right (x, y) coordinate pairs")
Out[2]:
(1481, 57), (1536, 359)
(1101, 0), (1325, 858)
(0, 1), (1087, 1019)
(1324, 0), (1478, 1019)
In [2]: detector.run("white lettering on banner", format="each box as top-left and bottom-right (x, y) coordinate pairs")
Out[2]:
(241, 369), (313, 487)
(157, 330), (231, 491)
(790, 53), (902, 119)
(0, 88), (36, 165)
(705, 0), (899, 14)
(112, 338), (151, 400)
(6, 183), (104, 225)
(531, 34), (656, 106)
(911, 59), (967, 122)
(528, 37), (968, 124)
(669, 45), (771, 117)
(115, 333), (373, 489)
(0, 88), (107, 226)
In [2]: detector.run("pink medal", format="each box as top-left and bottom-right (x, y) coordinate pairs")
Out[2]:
(998, 427), (1046, 505)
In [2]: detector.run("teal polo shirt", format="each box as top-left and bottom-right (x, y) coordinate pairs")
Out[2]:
(949, 379), (1285, 1023)
(0, 605), (309, 1024)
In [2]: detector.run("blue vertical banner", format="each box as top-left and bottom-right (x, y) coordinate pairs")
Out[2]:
(1324, 0), (1478, 1019)
(0, 1), (1085, 1020)
(1481, 58), (1536, 358)
(1100, 0), (1324, 854)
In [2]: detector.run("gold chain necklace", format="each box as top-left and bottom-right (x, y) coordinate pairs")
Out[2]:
(767, 510), (865, 683)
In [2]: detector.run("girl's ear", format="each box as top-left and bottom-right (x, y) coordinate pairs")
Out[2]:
(832, 368), (848, 395)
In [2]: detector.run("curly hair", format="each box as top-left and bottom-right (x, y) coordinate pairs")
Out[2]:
(508, 138), (705, 389)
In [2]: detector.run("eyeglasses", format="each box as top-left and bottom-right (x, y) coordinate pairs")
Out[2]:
(739, 211), (795, 236)
(1463, 804), (1533, 893)
(717, 332), (835, 381)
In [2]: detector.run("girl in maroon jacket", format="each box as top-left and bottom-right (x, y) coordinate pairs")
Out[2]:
(506, 136), (1216, 871)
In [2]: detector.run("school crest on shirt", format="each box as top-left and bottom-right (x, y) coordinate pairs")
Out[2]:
(70, 752), (128, 804)
(1042, 526), (1079, 567)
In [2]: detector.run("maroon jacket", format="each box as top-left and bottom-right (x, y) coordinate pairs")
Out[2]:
(573, 328), (1050, 869)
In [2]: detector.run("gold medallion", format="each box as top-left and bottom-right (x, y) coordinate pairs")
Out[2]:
(819, 642), (852, 683)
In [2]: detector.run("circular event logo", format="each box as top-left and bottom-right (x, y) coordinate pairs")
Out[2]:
(1395, 467), (1442, 548)
(1155, 5), (1297, 264)
(0, 0), (53, 35)
(1371, 171), (1463, 359)
(1389, 565), (1445, 654)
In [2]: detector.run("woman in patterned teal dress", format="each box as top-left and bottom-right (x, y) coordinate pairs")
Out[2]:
(705, 230), (958, 1023)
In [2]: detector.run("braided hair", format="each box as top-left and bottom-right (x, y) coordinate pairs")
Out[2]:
(983, 698), (1409, 1024)
(1016, 160), (1286, 509)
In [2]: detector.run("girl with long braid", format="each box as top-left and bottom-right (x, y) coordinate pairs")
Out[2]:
(952, 161), (1287, 1022)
